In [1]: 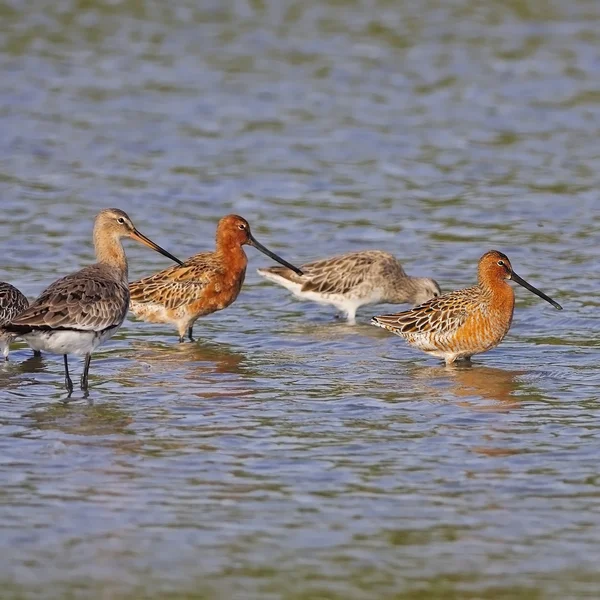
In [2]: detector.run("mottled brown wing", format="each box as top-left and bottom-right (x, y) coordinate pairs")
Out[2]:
(129, 254), (220, 310)
(373, 286), (478, 337)
(0, 282), (29, 326)
(301, 252), (398, 295)
(9, 266), (129, 332)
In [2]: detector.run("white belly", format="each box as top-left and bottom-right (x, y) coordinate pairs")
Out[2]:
(21, 326), (120, 356)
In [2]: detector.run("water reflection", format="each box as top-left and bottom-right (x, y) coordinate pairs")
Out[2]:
(24, 401), (132, 437)
(121, 338), (254, 401)
(0, 352), (46, 390)
(0, 0), (597, 595)
(410, 364), (527, 410)
(127, 338), (247, 376)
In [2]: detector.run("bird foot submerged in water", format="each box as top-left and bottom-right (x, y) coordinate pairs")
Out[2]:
(443, 356), (472, 367)
(333, 312), (356, 324)
(178, 327), (196, 343)
(63, 354), (74, 397)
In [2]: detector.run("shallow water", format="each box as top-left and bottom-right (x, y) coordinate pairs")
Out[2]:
(0, 0), (599, 598)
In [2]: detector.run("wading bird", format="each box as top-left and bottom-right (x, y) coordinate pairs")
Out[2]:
(372, 250), (562, 364)
(129, 214), (303, 342)
(6, 209), (183, 395)
(258, 250), (441, 323)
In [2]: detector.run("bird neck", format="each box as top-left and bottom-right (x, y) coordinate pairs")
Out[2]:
(390, 276), (420, 303)
(479, 275), (515, 311)
(215, 239), (248, 274)
(94, 229), (128, 280)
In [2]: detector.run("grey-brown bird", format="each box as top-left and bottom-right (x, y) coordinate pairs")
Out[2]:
(6, 209), (183, 395)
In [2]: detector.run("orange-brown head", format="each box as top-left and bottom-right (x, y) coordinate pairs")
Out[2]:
(215, 214), (303, 275)
(477, 250), (513, 288)
(477, 250), (562, 310)
(215, 215), (253, 248)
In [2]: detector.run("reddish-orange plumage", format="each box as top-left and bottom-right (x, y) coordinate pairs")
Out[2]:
(129, 215), (302, 342)
(372, 250), (562, 364)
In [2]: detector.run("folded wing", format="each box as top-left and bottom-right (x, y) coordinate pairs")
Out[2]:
(373, 287), (477, 338)
(301, 252), (400, 295)
(8, 266), (128, 333)
(129, 255), (220, 311)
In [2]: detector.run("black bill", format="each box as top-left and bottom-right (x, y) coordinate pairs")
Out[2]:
(131, 229), (185, 266)
(248, 233), (303, 275)
(511, 271), (563, 310)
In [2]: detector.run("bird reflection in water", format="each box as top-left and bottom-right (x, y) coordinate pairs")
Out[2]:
(410, 363), (527, 411)
(0, 350), (46, 390)
(124, 338), (253, 401)
(24, 400), (137, 442)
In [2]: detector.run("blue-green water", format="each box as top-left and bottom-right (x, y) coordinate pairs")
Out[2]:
(0, 1), (599, 598)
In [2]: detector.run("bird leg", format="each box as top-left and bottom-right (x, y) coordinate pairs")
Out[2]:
(63, 355), (74, 395)
(80, 353), (91, 392)
(33, 350), (42, 357)
(178, 324), (195, 343)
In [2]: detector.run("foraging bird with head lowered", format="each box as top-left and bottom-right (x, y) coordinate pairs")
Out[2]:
(258, 250), (441, 324)
(371, 250), (562, 365)
(129, 214), (303, 343)
(6, 209), (183, 395)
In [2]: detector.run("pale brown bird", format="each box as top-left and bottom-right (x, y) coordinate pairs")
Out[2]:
(6, 209), (183, 395)
(258, 250), (441, 323)
(129, 214), (303, 342)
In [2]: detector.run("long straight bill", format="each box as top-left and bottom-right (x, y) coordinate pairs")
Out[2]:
(131, 229), (184, 266)
(511, 271), (563, 310)
(248, 234), (303, 276)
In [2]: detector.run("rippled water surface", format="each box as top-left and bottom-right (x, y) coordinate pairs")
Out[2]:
(1, 0), (599, 598)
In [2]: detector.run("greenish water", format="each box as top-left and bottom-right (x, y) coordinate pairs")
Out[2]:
(0, 0), (599, 598)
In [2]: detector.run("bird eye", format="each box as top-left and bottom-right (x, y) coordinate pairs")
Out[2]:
(497, 260), (505, 266)
(117, 217), (125, 225)
(238, 224), (246, 230)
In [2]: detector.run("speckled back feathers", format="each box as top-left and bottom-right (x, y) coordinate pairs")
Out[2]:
(0, 282), (29, 327)
(8, 264), (129, 334)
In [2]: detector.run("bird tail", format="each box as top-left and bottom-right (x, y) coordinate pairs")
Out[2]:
(371, 313), (409, 336)
(257, 267), (305, 286)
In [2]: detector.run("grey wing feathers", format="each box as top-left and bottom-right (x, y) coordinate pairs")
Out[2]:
(10, 266), (128, 332)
